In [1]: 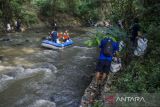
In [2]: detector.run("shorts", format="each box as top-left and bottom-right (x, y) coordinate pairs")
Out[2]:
(96, 60), (111, 73)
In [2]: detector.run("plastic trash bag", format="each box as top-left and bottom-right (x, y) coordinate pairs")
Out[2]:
(110, 57), (122, 73)
(119, 41), (125, 52)
(134, 37), (148, 56)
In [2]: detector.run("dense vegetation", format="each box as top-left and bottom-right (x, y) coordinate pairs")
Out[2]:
(84, 0), (160, 93)
(1, 0), (159, 28)
(115, 26), (160, 93)
(0, 0), (159, 93)
(0, 0), (37, 31)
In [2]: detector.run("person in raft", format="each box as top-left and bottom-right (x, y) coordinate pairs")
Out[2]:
(63, 30), (70, 42)
(50, 30), (58, 43)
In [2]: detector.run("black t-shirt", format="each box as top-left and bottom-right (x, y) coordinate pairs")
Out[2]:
(131, 23), (140, 38)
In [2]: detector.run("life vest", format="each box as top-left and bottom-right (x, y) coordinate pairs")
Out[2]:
(63, 32), (70, 39)
(58, 33), (63, 39)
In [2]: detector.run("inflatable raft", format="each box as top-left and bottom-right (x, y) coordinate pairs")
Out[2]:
(41, 39), (74, 49)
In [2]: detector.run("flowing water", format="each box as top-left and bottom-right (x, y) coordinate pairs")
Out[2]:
(0, 27), (97, 107)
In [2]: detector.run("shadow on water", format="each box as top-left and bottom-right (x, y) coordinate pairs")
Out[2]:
(0, 26), (97, 107)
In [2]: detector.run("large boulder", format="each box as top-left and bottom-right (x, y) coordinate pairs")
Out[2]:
(94, 20), (111, 27)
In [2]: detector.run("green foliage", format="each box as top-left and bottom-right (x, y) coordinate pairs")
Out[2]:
(115, 57), (160, 93)
(93, 100), (103, 107)
(81, 0), (160, 93)
(0, 0), (37, 27)
(132, 0), (146, 14)
(147, 25), (160, 42)
(34, 0), (99, 23)
(0, 0), (159, 28)
(75, 1), (99, 21)
(35, 0), (53, 16)
(21, 11), (38, 26)
(84, 32), (105, 47)
(10, 0), (22, 15)
(95, 0), (160, 93)
(85, 27), (126, 47)
(114, 24), (160, 93)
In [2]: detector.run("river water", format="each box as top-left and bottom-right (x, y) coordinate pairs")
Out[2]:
(0, 27), (97, 107)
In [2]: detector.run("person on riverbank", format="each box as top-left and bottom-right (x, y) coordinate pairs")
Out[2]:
(6, 23), (11, 32)
(117, 19), (124, 29)
(130, 18), (141, 47)
(134, 30), (148, 56)
(52, 21), (58, 31)
(95, 37), (119, 86)
(15, 19), (21, 32)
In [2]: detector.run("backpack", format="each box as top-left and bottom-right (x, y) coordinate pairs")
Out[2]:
(103, 39), (114, 56)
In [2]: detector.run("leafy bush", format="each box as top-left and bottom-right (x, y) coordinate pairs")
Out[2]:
(114, 24), (160, 93)
(35, 0), (52, 16)
(21, 11), (38, 26)
(0, 0), (37, 27)
(85, 27), (127, 47)
(93, 100), (103, 107)
(115, 57), (160, 93)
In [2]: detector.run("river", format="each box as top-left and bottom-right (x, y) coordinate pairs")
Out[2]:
(0, 27), (97, 107)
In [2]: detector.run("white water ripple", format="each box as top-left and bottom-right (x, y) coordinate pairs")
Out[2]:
(0, 74), (14, 92)
(29, 99), (56, 107)
(0, 65), (56, 92)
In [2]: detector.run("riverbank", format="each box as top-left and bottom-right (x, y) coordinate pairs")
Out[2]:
(80, 24), (160, 107)
(80, 71), (117, 107)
